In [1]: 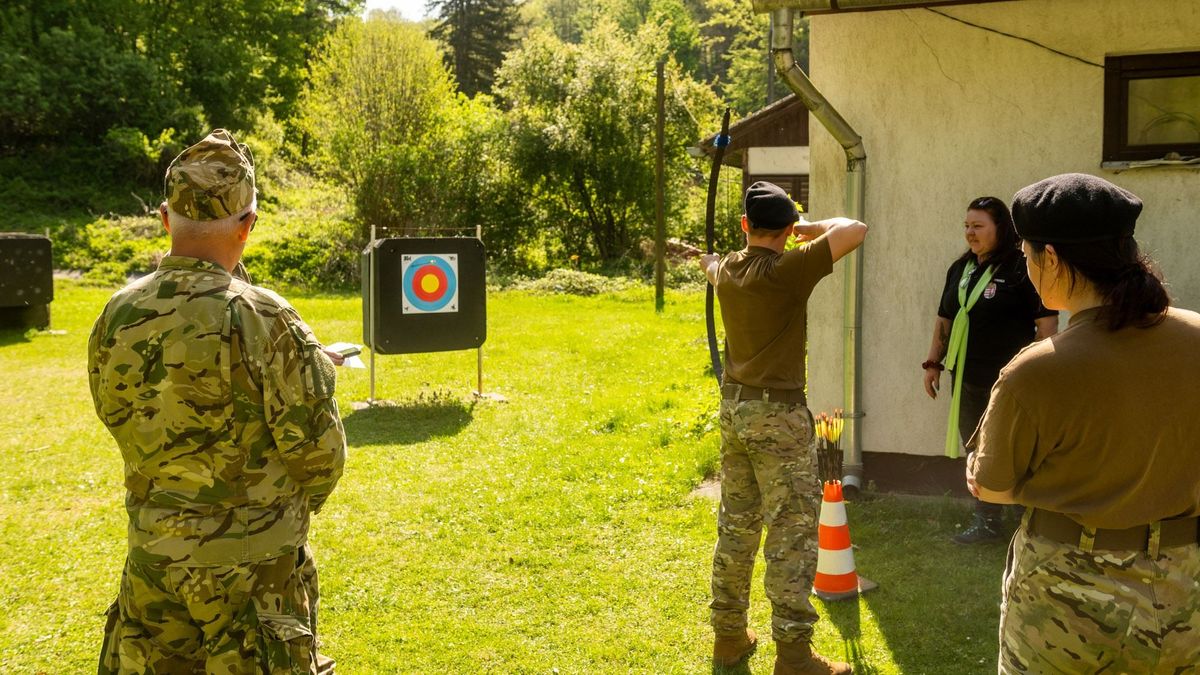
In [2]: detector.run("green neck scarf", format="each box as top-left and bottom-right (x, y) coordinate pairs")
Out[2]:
(944, 258), (995, 458)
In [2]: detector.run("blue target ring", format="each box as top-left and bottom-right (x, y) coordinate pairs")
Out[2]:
(403, 255), (458, 312)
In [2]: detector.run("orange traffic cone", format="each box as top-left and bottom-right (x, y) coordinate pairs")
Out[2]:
(812, 480), (877, 601)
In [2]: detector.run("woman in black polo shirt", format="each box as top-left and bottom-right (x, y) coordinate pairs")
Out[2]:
(922, 196), (1057, 544)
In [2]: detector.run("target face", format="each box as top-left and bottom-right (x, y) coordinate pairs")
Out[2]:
(401, 254), (458, 313)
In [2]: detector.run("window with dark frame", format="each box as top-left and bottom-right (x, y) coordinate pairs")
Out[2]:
(1104, 51), (1200, 162)
(743, 175), (810, 210)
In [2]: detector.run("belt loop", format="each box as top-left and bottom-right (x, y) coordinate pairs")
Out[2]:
(1021, 507), (1035, 531)
(1147, 521), (1162, 558)
(734, 384), (743, 402)
(762, 387), (771, 403)
(1079, 526), (1096, 553)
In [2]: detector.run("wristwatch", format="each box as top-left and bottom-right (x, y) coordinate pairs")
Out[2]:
(922, 360), (945, 371)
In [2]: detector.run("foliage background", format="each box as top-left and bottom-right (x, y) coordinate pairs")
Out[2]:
(0, 0), (805, 287)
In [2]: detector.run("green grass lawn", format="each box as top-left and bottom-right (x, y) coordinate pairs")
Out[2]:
(0, 281), (1007, 673)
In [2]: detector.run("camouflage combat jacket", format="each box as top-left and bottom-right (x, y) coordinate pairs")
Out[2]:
(88, 256), (346, 566)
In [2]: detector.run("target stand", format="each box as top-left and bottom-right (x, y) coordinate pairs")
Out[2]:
(362, 226), (501, 404)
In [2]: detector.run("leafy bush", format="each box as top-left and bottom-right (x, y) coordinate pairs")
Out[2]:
(511, 268), (637, 296)
(664, 260), (707, 290)
(678, 166), (747, 255)
(242, 218), (361, 291)
(0, 146), (159, 223)
(101, 126), (188, 186)
(101, 127), (159, 182)
(57, 215), (169, 285)
(39, 173), (362, 291)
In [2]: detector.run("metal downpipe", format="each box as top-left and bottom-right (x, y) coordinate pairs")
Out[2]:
(771, 9), (867, 495)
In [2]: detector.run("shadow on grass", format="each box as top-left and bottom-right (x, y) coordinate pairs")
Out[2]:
(0, 328), (31, 347)
(849, 495), (1006, 675)
(824, 599), (881, 675)
(342, 391), (475, 447)
(711, 660), (752, 675)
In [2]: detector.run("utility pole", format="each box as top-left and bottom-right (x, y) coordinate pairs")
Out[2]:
(766, 15), (776, 105)
(654, 59), (666, 313)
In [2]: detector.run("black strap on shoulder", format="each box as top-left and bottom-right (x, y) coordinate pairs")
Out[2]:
(704, 109), (732, 384)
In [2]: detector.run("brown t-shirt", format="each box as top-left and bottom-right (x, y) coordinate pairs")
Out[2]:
(715, 238), (834, 391)
(969, 306), (1200, 529)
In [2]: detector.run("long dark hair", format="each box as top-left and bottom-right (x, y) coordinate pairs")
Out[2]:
(958, 196), (1021, 267)
(1026, 237), (1169, 330)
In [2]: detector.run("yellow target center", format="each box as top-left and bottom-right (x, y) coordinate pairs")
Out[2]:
(420, 274), (441, 294)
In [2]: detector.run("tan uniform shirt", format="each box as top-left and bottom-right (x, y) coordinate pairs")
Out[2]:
(969, 306), (1200, 529)
(715, 238), (833, 391)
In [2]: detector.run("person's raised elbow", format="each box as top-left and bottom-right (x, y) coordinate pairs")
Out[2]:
(827, 219), (868, 262)
(845, 220), (868, 247)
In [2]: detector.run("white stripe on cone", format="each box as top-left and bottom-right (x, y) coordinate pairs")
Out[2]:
(819, 500), (847, 527)
(816, 547), (856, 576)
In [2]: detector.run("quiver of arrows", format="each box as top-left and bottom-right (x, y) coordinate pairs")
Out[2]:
(815, 409), (844, 484)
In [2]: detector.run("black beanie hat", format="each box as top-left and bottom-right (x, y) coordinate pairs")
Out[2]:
(743, 181), (799, 230)
(1012, 173), (1142, 244)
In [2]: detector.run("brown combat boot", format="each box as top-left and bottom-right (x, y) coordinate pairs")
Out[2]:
(713, 628), (758, 667)
(773, 640), (852, 675)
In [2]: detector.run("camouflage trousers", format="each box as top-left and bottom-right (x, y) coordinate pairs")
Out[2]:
(1000, 523), (1200, 674)
(98, 544), (334, 674)
(711, 399), (821, 644)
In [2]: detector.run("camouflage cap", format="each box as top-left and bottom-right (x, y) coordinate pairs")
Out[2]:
(164, 129), (256, 221)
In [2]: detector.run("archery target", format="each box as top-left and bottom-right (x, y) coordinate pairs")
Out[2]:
(402, 254), (459, 313)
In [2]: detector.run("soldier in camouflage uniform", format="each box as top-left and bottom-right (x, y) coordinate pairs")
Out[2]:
(968, 174), (1200, 673)
(699, 182), (867, 675)
(88, 129), (346, 674)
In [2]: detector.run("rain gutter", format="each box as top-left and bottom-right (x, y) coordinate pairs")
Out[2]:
(753, 0), (1006, 13)
(764, 6), (867, 495)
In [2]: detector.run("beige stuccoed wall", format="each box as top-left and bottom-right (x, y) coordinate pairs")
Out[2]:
(803, 0), (1200, 458)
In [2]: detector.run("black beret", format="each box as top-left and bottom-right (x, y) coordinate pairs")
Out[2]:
(1012, 173), (1142, 244)
(744, 181), (799, 230)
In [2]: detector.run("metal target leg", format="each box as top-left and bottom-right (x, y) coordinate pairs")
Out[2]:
(369, 224), (377, 405)
(475, 224), (484, 398)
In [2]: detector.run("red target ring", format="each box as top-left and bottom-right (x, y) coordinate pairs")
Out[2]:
(412, 264), (449, 302)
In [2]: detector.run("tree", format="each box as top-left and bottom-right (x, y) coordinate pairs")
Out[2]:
(496, 21), (717, 262)
(301, 16), (460, 236)
(435, 94), (539, 269)
(702, 2), (808, 116)
(0, 4), (190, 147)
(521, 0), (604, 43)
(608, 0), (702, 76)
(524, 0), (700, 72)
(700, 0), (764, 116)
(428, 0), (521, 97)
(0, 0), (361, 149)
(300, 13), (532, 255)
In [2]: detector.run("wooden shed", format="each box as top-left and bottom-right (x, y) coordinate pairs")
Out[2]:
(698, 94), (812, 207)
